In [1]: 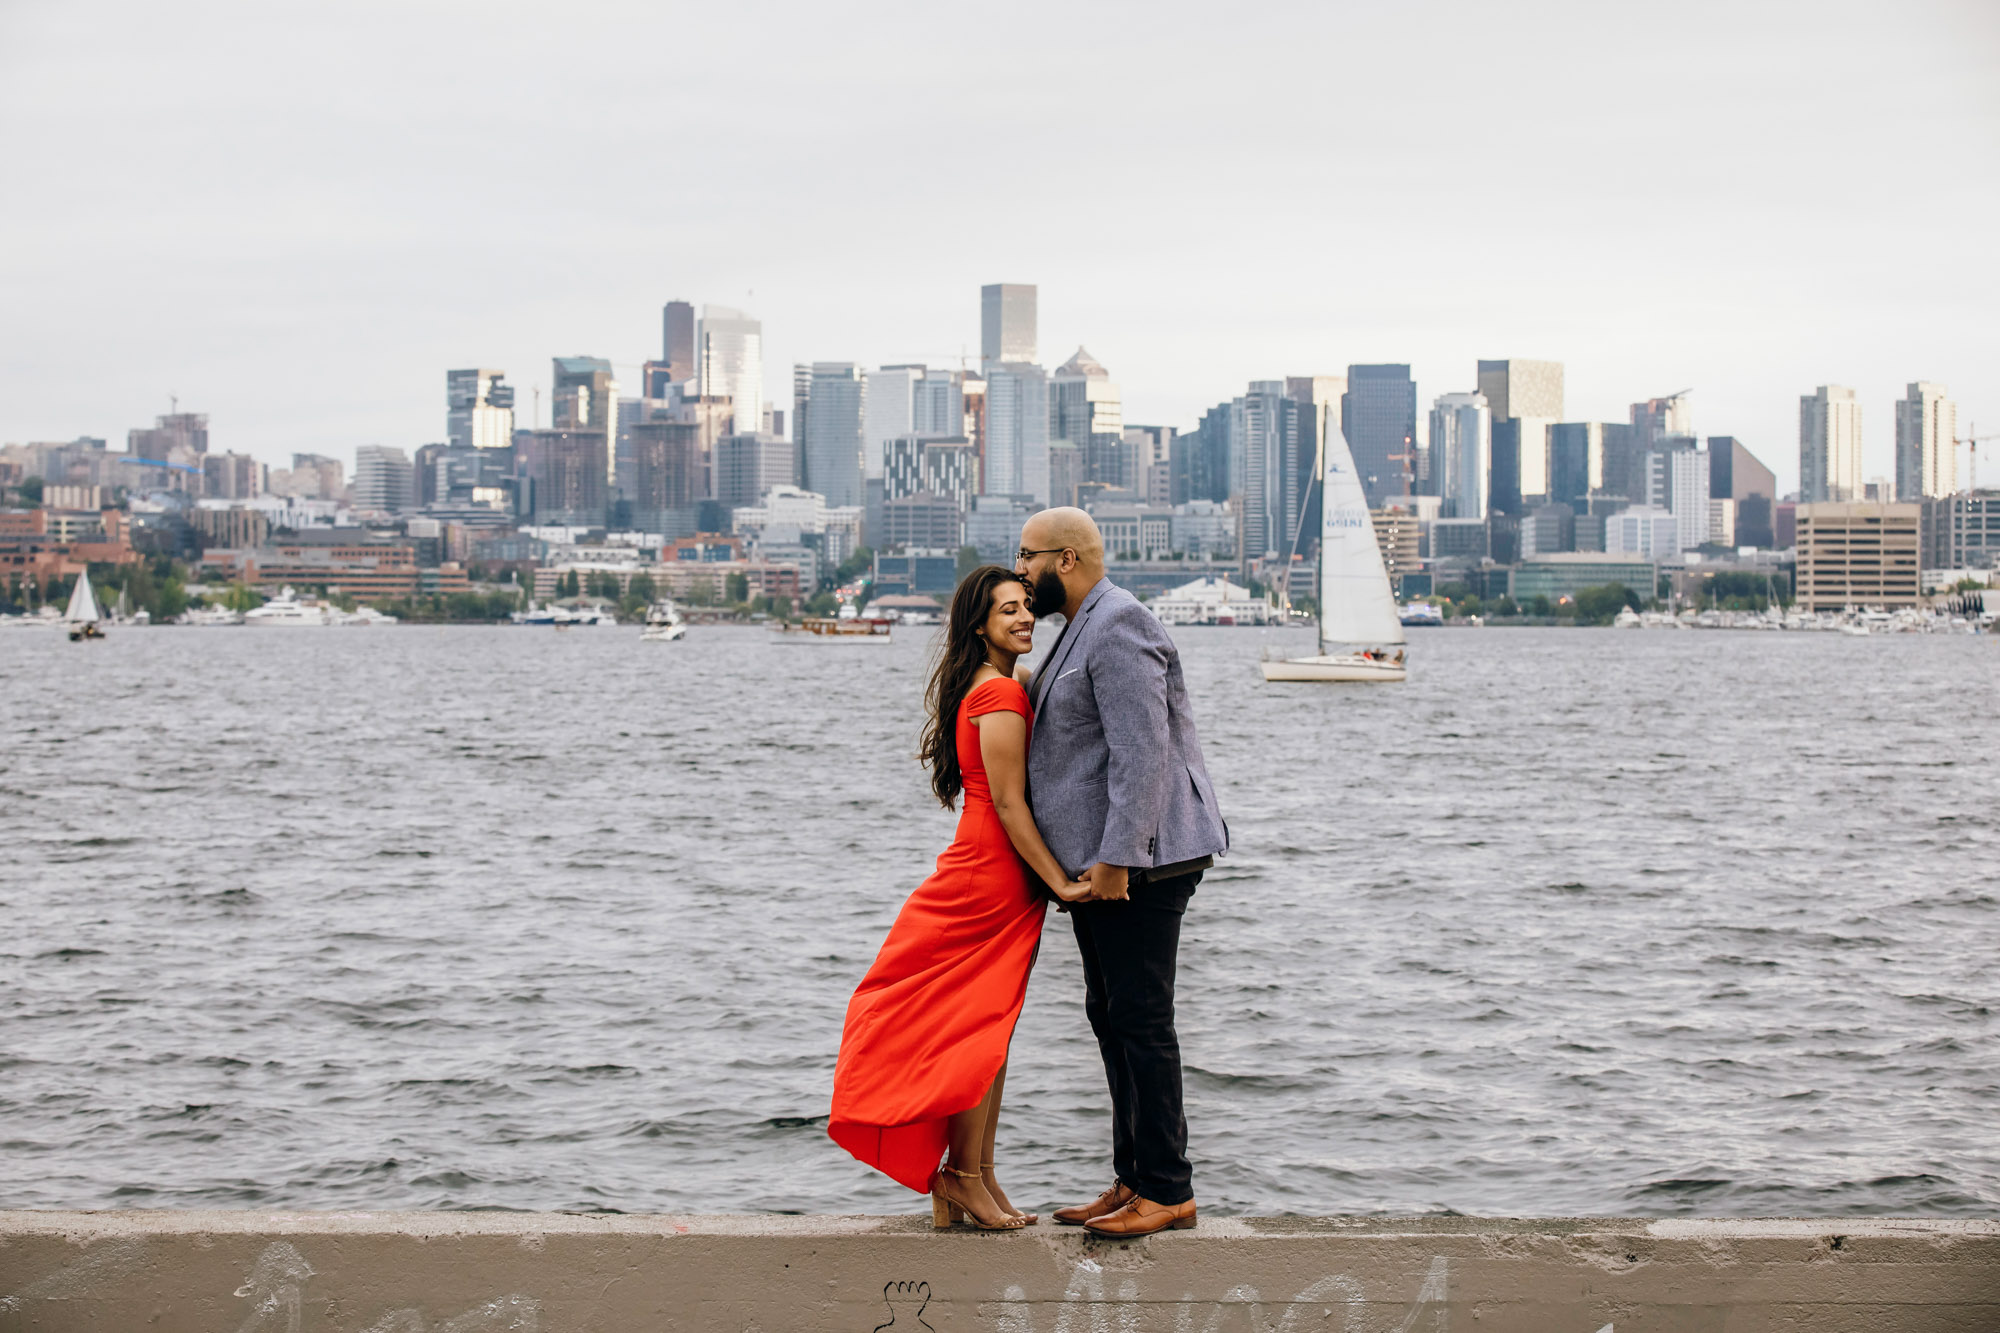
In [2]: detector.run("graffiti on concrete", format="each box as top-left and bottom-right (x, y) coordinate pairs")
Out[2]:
(0, 1239), (539, 1333)
(871, 1280), (935, 1331)
(978, 1254), (1448, 1333)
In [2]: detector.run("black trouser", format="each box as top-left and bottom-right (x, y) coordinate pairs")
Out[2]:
(1068, 870), (1199, 1205)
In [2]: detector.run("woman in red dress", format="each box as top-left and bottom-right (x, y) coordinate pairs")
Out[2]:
(829, 565), (1090, 1230)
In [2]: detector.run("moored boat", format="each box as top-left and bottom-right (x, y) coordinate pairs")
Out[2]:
(775, 616), (893, 642)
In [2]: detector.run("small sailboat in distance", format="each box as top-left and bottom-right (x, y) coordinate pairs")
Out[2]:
(1260, 420), (1406, 683)
(65, 567), (105, 642)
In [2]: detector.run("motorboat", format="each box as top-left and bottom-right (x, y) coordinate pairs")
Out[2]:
(181, 605), (245, 627)
(512, 602), (619, 627)
(1260, 425), (1406, 683)
(640, 600), (687, 642)
(1398, 601), (1444, 627)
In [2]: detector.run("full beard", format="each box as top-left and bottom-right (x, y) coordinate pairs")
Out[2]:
(1031, 567), (1067, 620)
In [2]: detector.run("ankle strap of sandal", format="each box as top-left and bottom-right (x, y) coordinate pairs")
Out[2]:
(944, 1165), (982, 1179)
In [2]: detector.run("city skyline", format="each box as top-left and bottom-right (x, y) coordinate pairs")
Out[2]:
(2, 2), (1996, 492)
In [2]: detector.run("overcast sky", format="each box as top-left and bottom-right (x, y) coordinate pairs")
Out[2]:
(4, 0), (1997, 494)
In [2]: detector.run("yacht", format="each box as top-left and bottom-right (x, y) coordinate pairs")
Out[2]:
(640, 600), (687, 642)
(244, 587), (333, 627)
(181, 605), (245, 627)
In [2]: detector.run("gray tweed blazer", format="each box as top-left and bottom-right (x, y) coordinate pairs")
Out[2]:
(1027, 578), (1229, 878)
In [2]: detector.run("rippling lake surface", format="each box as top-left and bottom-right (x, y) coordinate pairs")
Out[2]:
(3, 623), (1996, 1218)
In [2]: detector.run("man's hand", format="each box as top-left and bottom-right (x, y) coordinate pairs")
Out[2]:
(1085, 862), (1130, 902)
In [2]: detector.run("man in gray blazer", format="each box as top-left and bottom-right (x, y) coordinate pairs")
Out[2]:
(1017, 507), (1229, 1237)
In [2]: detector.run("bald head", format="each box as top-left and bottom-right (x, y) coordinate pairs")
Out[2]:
(1021, 507), (1104, 571)
(1016, 506), (1106, 621)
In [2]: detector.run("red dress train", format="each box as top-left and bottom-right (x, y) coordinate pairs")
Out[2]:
(828, 676), (1049, 1191)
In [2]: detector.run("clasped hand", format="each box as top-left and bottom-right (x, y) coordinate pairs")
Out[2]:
(1049, 862), (1129, 907)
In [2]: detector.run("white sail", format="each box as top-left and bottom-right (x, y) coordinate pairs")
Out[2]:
(64, 568), (101, 624)
(1317, 426), (1406, 649)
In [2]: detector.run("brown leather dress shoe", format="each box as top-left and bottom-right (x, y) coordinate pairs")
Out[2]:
(1082, 1195), (1197, 1236)
(1051, 1181), (1134, 1226)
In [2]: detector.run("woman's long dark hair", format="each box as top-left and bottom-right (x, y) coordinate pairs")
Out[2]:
(920, 565), (1029, 809)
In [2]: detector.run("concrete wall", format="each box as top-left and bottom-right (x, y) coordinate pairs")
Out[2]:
(3, 1212), (1997, 1332)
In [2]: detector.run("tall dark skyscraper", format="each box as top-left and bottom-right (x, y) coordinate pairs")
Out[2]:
(662, 301), (696, 384)
(1340, 364), (1416, 508)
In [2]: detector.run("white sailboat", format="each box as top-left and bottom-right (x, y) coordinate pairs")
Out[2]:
(64, 568), (105, 641)
(1260, 423), (1407, 683)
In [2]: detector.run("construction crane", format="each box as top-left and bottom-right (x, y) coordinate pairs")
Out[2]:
(1957, 423), (2000, 490)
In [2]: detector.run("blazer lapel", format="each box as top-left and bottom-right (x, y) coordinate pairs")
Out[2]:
(1032, 579), (1110, 711)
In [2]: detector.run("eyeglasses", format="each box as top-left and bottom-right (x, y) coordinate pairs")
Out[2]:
(1016, 547), (1070, 564)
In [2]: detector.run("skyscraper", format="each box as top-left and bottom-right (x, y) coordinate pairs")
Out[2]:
(1633, 392), (1694, 447)
(662, 301), (696, 384)
(1546, 422), (1604, 509)
(1477, 360), (1564, 504)
(1709, 437), (1777, 547)
(698, 306), (762, 435)
(980, 284), (1037, 366)
(864, 365), (923, 480)
(913, 371), (966, 439)
(516, 429), (608, 524)
(1050, 347), (1126, 488)
(982, 363), (1049, 503)
(1895, 381), (1957, 500)
(446, 370), (514, 450)
(1431, 392), (1492, 519)
(715, 432), (795, 510)
(1341, 365), (1417, 508)
(1235, 382), (1303, 563)
(1800, 385), (1863, 502)
(552, 356), (616, 495)
(803, 363), (866, 507)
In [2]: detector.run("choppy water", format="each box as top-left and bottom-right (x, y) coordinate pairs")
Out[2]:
(2, 623), (1996, 1218)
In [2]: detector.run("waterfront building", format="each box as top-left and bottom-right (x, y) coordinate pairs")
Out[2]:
(197, 528), (423, 602)
(1794, 501), (1921, 609)
(446, 370), (515, 451)
(1148, 575), (1277, 626)
(1708, 437), (1777, 547)
(1513, 552), (1656, 603)
(981, 283), (1037, 366)
(872, 548), (959, 597)
(1430, 392), (1491, 519)
(662, 301), (697, 385)
(1801, 385), (1863, 502)
(1895, 381), (1957, 501)
(802, 363), (866, 507)
(1168, 499), (1235, 560)
(1341, 364), (1417, 508)
(1478, 360), (1563, 505)
(352, 446), (414, 515)
(982, 363), (1049, 505)
(1920, 491), (2000, 571)
(715, 432), (795, 511)
(864, 365), (923, 480)
(1604, 504), (1680, 560)
(698, 307), (762, 437)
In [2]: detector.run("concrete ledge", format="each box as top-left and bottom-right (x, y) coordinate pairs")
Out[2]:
(3, 1211), (1997, 1331)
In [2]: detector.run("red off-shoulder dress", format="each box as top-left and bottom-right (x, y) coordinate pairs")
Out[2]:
(828, 676), (1049, 1191)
